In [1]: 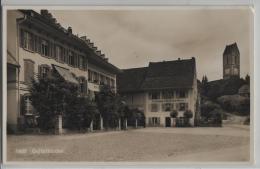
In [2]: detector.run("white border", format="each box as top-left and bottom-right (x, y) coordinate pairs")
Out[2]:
(1, 2), (258, 169)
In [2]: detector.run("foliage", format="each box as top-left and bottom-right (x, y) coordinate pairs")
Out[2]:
(206, 77), (246, 100)
(170, 110), (178, 118)
(65, 96), (99, 130)
(201, 75), (209, 96)
(200, 100), (220, 119)
(95, 85), (129, 128)
(217, 94), (250, 116)
(30, 71), (78, 130)
(184, 110), (193, 119)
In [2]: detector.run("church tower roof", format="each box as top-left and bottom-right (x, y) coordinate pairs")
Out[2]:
(223, 42), (240, 55)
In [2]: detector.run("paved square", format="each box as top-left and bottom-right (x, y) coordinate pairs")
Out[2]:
(7, 125), (250, 162)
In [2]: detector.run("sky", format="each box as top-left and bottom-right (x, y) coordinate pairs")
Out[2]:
(49, 7), (253, 81)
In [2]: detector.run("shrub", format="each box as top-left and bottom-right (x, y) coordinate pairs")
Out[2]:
(170, 110), (178, 118)
(184, 110), (193, 119)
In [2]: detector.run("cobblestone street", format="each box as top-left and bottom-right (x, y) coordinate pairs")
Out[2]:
(7, 125), (250, 162)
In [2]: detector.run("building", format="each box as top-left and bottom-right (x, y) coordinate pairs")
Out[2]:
(117, 58), (200, 127)
(223, 42), (240, 79)
(7, 10), (120, 132)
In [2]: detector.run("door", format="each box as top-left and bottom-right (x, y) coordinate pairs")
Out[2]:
(165, 117), (171, 127)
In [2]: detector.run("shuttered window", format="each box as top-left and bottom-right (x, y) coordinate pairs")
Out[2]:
(24, 59), (35, 84)
(41, 39), (49, 56)
(20, 30), (34, 51)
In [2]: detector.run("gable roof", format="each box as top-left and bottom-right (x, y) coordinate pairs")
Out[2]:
(117, 58), (196, 93)
(117, 67), (148, 93)
(223, 42), (240, 55)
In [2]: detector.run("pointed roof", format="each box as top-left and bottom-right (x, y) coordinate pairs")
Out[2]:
(223, 42), (240, 55)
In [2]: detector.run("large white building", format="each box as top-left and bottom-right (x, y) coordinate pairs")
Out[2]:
(117, 58), (200, 127)
(7, 10), (120, 132)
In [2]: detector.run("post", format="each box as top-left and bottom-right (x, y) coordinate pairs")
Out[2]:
(55, 115), (63, 134)
(135, 119), (138, 128)
(118, 118), (121, 130)
(90, 120), (93, 132)
(100, 115), (103, 130)
(125, 119), (128, 130)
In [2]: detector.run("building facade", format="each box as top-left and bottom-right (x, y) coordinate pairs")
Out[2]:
(117, 58), (200, 127)
(7, 10), (120, 132)
(223, 42), (240, 79)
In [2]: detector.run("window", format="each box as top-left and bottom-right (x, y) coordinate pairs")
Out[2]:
(100, 75), (105, 85)
(148, 117), (160, 126)
(150, 103), (159, 112)
(177, 90), (187, 98)
(225, 68), (230, 75)
(111, 79), (115, 88)
(24, 59), (35, 84)
(88, 70), (93, 81)
(41, 39), (49, 56)
(93, 72), (99, 83)
(234, 68), (239, 75)
(78, 55), (84, 69)
(162, 90), (174, 99)
(149, 92), (160, 100)
(78, 77), (86, 94)
(20, 30), (34, 51)
(178, 103), (188, 111)
(162, 103), (174, 112)
(38, 65), (50, 79)
(68, 51), (75, 66)
(21, 95), (33, 115)
(55, 45), (64, 62)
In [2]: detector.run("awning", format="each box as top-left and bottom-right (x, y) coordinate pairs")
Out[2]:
(53, 65), (79, 84)
(7, 50), (20, 67)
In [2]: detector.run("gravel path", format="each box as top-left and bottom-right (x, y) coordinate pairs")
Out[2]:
(7, 126), (250, 162)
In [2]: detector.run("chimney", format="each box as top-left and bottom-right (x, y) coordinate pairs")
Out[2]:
(68, 26), (72, 34)
(40, 10), (48, 16)
(80, 36), (87, 41)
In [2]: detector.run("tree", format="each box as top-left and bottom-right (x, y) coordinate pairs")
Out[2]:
(184, 110), (193, 119)
(201, 75), (209, 96)
(65, 96), (99, 130)
(170, 110), (178, 118)
(95, 85), (122, 129)
(30, 71), (78, 131)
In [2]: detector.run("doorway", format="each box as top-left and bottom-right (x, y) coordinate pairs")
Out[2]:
(165, 117), (171, 127)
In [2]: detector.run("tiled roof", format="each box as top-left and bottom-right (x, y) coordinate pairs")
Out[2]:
(223, 42), (240, 55)
(117, 58), (196, 92)
(117, 67), (148, 92)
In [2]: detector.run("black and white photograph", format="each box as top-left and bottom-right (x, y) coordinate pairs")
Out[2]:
(4, 6), (253, 163)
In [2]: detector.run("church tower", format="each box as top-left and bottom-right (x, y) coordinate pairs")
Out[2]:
(223, 42), (240, 79)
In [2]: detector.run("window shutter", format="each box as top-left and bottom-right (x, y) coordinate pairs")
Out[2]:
(20, 95), (25, 116)
(38, 65), (42, 78)
(20, 29), (24, 48)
